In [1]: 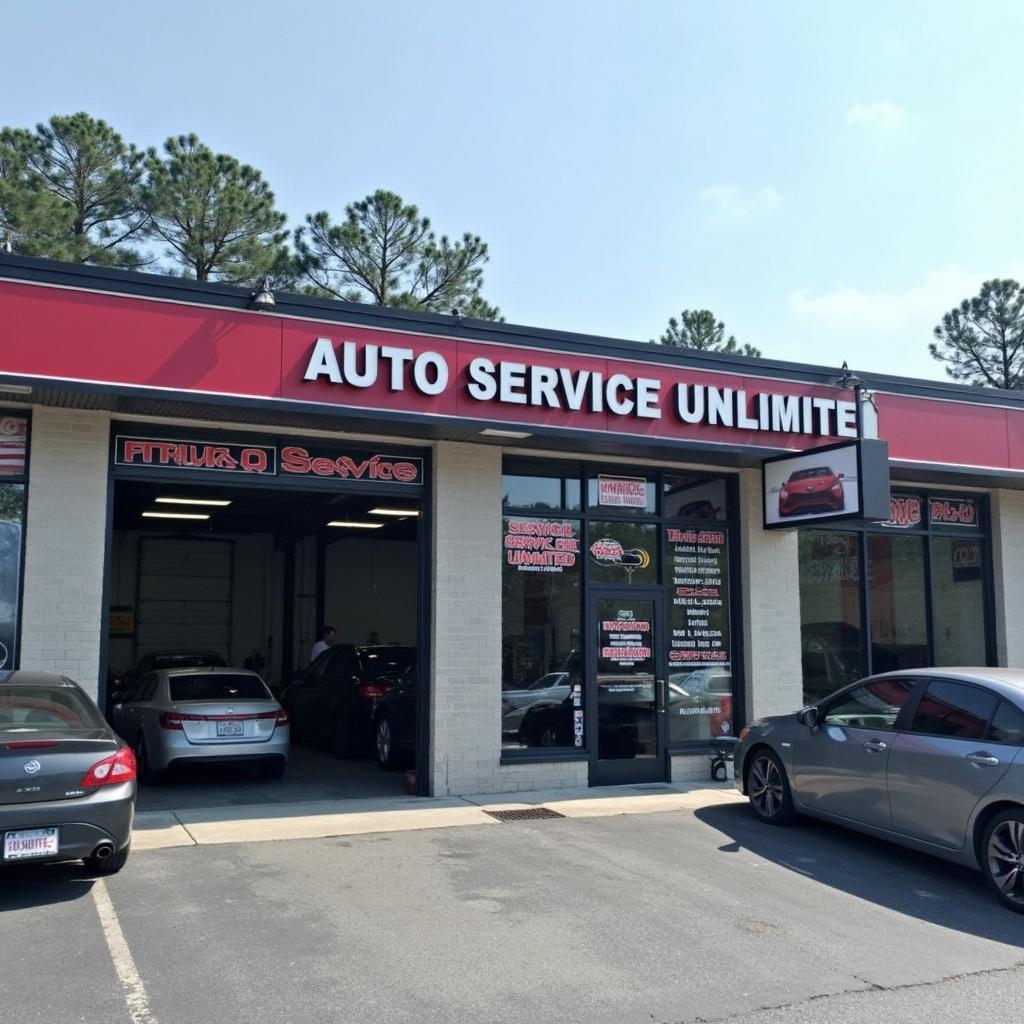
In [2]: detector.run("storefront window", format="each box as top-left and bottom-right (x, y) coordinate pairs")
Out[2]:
(867, 534), (929, 672)
(931, 537), (987, 665)
(665, 524), (733, 741)
(588, 521), (658, 585)
(501, 516), (581, 749)
(798, 531), (864, 704)
(503, 471), (581, 512)
(0, 413), (28, 672)
(663, 476), (729, 521)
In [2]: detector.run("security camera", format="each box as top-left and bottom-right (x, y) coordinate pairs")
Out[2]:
(451, 307), (462, 319)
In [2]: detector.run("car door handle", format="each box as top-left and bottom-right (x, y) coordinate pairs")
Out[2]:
(863, 740), (887, 753)
(966, 753), (1000, 767)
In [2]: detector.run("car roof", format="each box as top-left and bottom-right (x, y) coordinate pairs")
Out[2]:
(870, 667), (1024, 701)
(0, 670), (80, 688)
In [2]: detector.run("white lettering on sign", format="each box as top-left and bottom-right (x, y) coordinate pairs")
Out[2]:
(303, 339), (859, 439)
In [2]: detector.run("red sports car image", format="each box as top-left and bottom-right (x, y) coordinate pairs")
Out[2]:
(778, 465), (845, 517)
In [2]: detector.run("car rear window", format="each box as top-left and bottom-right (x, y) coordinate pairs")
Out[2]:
(0, 685), (104, 731)
(169, 674), (270, 702)
(359, 648), (416, 681)
(152, 653), (226, 671)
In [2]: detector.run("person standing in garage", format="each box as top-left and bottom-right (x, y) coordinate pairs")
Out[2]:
(310, 626), (336, 665)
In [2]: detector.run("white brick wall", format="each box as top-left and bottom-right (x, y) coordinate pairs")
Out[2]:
(737, 468), (804, 719)
(20, 407), (111, 698)
(990, 488), (1024, 666)
(429, 441), (589, 795)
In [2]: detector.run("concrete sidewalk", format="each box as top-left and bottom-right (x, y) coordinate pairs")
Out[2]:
(132, 780), (744, 850)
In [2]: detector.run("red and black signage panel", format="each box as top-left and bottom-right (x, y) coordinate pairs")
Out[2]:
(113, 433), (424, 486)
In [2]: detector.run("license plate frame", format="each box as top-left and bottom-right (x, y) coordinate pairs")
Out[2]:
(3, 827), (59, 861)
(216, 720), (245, 738)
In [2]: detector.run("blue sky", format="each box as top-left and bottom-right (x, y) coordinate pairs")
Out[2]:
(6, 1), (1024, 380)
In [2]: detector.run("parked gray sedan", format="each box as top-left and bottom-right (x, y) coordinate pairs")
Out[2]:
(111, 667), (289, 784)
(735, 668), (1024, 912)
(1, 671), (135, 873)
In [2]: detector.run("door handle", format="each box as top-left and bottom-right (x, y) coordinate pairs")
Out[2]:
(656, 679), (666, 714)
(863, 740), (887, 753)
(966, 753), (1000, 767)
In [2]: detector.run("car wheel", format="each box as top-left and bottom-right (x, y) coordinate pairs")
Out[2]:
(983, 810), (1024, 913)
(746, 749), (797, 825)
(258, 758), (286, 781)
(84, 842), (130, 876)
(537, 725), (560, 747)
(135, 734), (163, 786)
(331, 715), (353, 758)
(375, 715), (401, 770)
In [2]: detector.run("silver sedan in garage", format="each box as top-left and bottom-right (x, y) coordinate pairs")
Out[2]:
(111, 667), (289, 784)
(735, 668), (1024, 912)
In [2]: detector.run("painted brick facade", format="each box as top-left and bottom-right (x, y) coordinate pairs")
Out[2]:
(737, 468), (804, 720)
(20, 406), (110, 698)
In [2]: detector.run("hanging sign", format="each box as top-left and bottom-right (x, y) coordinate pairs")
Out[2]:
(597, 475), (648, 508)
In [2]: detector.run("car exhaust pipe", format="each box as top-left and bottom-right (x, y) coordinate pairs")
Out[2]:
(92, 842), (115, 861)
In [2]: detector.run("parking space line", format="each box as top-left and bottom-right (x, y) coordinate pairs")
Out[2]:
(91, 879), (158, 1024)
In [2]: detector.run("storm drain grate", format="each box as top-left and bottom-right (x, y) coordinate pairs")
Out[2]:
(484, 807), (566, 822)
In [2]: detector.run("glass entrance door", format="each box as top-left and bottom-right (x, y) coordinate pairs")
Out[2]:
(589, 590), (666, 786)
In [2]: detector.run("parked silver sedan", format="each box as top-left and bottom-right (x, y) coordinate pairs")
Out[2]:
(2, 671), (135, 873)
(735, 668), (1024, 912)
(111, 667), (289, 784)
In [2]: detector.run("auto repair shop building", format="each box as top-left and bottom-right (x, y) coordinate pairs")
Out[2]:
(0, 254), (1021, 797)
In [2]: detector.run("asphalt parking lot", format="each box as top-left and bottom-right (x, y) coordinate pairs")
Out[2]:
(2, 802), (1023, 1024)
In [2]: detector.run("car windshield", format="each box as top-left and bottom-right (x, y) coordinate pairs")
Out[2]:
(169, 674), (270, 702)
(359, 648), (416, 681)
(0, 685), (104, 732)
(149, 653), (225, 671)
(529, 674), (566, 690)
(788, 467), (833, 481)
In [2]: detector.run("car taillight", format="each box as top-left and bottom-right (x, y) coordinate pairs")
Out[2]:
(81, 746), (137, 788)
(5, 739), (60, 750)
(159, 711), (206, 730)
(274, 708), (289, 727)
(358, 684), (391, 702)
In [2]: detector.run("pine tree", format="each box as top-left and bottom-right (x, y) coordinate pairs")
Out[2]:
(654, 309), (762, 357)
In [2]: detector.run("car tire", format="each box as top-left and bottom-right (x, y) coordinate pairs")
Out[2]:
(746, 748), (797, 825)
(84, 842), (130, 876)
(331, 714), (353, 758)
(375, 715), (402, 770)
(982, 809), (1024, 913)
(258, 758), (286, 781)
(135, 734), (163, 787)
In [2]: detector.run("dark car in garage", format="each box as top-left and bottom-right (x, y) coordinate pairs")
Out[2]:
(284, 644), (415, 756)
(372, 666), (417, 770)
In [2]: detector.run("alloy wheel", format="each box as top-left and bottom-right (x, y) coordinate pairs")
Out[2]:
(749, 755), (785, 819)
(988, 819), (1024, 905)
(376, 719), (391, 764)
(539, 726), (559, 747)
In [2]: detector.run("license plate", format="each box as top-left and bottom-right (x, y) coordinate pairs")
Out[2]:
(217, 720), (244, 737)
(4, 827), (59, 861)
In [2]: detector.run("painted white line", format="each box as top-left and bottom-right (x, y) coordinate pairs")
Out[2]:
(91, 879), (158, 1024)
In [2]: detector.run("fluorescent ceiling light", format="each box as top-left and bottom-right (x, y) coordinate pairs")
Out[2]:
(0, 383), (32, 395)
(368, 508), (420, 517)
(480, 428), (532, 439)
(156, 497), (232, 507)
(142, 511), (210, 521)
(327, 520), (384, 529)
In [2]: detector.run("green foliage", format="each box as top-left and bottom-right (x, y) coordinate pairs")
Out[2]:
(654, 309), (762, 357)
(295, 189), (500, 319)
(930, 279), (1024, 389)
(142, 134), (288, 283)
(0, 113), (147, 267)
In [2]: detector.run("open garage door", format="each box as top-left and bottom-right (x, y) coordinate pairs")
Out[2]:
(104, 427), (429, 810)
(136, 538), (232, 660)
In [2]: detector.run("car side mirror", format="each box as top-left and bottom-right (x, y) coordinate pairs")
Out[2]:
(796, 706), (819, 728)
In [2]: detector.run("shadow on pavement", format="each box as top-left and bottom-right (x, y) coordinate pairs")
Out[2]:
(696, 802), (1024, 947)
(0, 861), (96, 912)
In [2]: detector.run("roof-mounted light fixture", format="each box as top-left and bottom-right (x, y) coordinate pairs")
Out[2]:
(250, 276), (275, 311)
